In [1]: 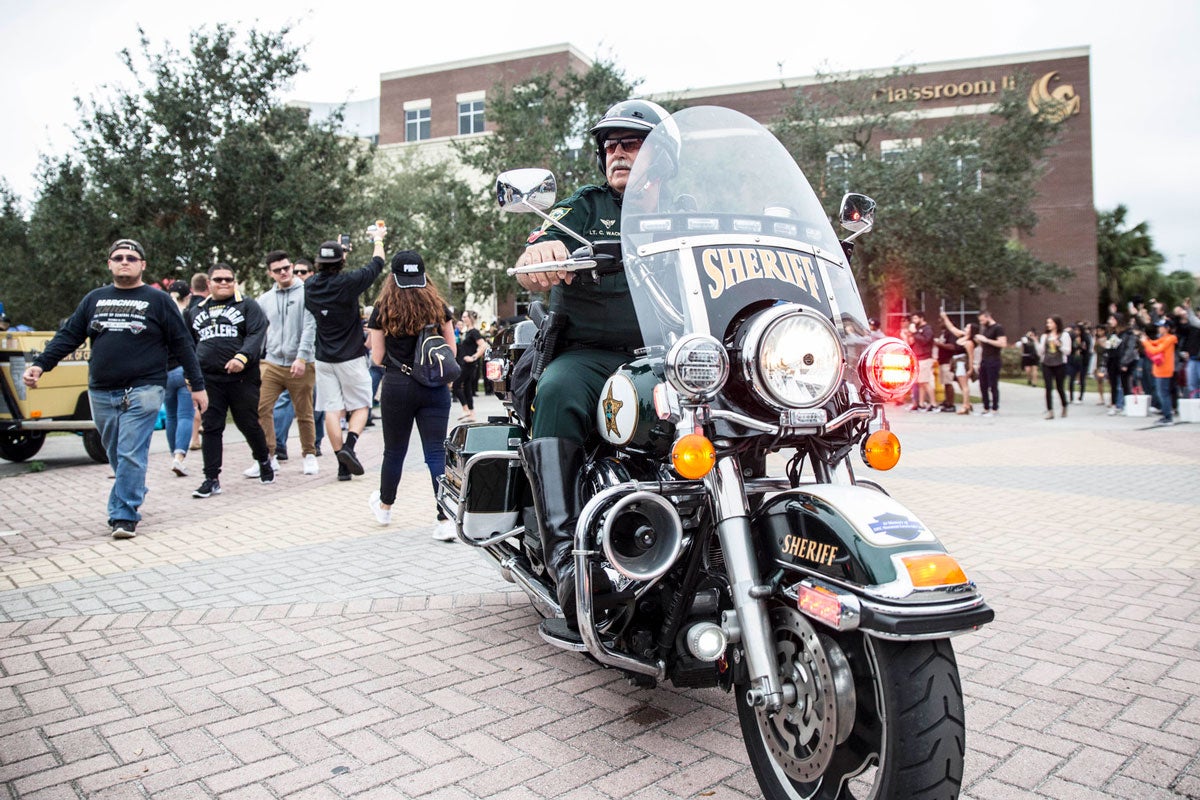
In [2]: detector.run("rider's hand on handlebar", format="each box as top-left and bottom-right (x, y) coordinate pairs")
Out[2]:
(515, 241), (575, 291)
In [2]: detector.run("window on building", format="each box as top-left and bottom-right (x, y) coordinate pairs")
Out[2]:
(954, 152), (982, 191)
(458, 99), (485, 135)
(514, 289), (541, 319)
(405, 101), (431, 142)
(826, 144), (856, 195)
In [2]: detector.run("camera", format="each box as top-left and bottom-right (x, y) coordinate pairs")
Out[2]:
(339, 234), (351, 247)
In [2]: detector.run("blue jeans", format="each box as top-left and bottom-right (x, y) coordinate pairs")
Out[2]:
(163, 366), (194, 456)
(1187, 357), (1200, 399)
(90, 385), (164, 524)
(274, 390), (324, 451)
(1155, 376), (1174, 422)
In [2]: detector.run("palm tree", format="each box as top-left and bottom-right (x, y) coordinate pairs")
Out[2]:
(1096, 205), (1164, 314)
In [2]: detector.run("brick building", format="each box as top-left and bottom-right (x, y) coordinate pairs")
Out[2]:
(375, 44), (1096, 332)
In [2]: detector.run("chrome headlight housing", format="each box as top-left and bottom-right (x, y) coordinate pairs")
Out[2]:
(665, 333), (729, 400)
(738, 305), (844, 409)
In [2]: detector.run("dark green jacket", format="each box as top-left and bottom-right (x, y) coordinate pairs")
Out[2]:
(526, 184), (641, 352)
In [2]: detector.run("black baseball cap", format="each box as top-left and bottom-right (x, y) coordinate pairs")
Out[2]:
(109, 239), (146, 259)
(315, 241), (345, 264)
(391, 250), (426, 289)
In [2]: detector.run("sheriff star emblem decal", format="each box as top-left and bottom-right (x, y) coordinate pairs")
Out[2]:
(602, 384), (624, 438)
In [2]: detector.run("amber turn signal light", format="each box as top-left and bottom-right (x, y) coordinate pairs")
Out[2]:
(901, 553), (968, 588)
(671, 433), (716, 479)
(861, 429), (901, 470)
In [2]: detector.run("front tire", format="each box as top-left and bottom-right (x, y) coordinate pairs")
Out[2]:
(737, 606), (964, 799)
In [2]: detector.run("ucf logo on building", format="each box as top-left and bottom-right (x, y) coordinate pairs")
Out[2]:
(1027, 71), (1081, 122)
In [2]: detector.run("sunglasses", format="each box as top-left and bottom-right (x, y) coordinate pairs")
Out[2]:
(210, 276), (235, 284)
(109, 254), (142, 263)
(270, 264), (292, 274)
(603, 136), (645, 155)
(294, 269), (310, 276)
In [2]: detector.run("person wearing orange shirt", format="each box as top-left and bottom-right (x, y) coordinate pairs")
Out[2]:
(1139, 320), (1178, 426)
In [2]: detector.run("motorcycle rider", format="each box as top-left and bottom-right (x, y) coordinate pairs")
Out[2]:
(513, 99), (669, 622)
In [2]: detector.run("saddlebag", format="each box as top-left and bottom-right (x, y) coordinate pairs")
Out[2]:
(441, 423), (529, 542)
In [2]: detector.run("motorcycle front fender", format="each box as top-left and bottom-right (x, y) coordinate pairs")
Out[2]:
(753, 483), (993, 638)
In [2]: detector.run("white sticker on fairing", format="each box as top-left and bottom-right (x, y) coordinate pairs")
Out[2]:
(597, 374), (639, 446)
(797, 484), (938, 547)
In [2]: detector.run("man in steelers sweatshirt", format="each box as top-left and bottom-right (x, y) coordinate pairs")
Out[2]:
(186, 263), (273, 498)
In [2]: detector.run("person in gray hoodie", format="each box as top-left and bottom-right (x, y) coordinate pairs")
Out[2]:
(245, 250), (319, 477)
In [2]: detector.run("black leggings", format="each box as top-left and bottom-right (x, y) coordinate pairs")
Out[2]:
(452, 359), (478, 410)
(379, 371), (450, 506)
(1108, 363), (1132, 407)
(1042, 363), (1068, 411)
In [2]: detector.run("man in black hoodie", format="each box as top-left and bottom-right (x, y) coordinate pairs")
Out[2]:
(187, 263), (272, 498)
(303, 231), (386, 481)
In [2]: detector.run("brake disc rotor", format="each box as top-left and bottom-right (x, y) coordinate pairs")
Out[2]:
(754, 606), (843, 782)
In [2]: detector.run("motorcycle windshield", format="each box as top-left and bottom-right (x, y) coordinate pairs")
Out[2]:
(621, 105), (868, 352)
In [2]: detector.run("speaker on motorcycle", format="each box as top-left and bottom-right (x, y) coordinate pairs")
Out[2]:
(599, 491), (684, 581)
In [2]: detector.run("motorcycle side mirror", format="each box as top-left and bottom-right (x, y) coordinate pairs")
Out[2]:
(838, 193), (877, 243)
(495, 168), (594, 254)
(496, 169), (557, 213)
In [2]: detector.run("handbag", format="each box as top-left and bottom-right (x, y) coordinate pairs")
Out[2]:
(389, 325), (462, 388)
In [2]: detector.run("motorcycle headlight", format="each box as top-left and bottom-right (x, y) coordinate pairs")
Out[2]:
(665, 334), (729, 400)
(739, 306), (844, 409)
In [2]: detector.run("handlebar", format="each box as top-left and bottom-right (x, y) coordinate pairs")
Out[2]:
(507, 258), (598, 277)
(506, 252), (622, 277)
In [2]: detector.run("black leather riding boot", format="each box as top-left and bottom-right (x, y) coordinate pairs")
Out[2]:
(519, 437), (611, 619)
(520, 437), (584, 613)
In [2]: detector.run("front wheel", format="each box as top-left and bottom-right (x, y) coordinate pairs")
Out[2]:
(737, 605), (965, 800)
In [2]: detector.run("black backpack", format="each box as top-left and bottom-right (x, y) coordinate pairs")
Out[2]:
(389, 324), (462, 388)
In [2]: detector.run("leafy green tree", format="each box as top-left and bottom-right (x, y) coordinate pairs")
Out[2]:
(4, 24), (372, 327)
(454, 59), (644, 301)
(773, 68), (1070, 309)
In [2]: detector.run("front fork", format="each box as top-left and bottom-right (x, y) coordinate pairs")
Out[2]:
(708, 455), (789, 712)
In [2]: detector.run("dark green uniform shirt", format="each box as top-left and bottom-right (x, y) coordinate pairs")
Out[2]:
(526, 183), (642, 353)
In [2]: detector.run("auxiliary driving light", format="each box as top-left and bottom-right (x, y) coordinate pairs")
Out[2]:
(684, 621), (728, 662)
(858, 337), (917, 401)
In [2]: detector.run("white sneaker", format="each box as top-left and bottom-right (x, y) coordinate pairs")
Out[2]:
(368, 491), (391, 526)
(171, 457), (188, 477)
(243, 456), (279, 478)
(431, 519), (457, 542)
(302, 454), (319, 475)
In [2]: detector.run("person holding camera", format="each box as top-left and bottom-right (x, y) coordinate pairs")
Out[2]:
(1139, 319), (1178, 426)
(304, 227), (386, 481)
(903, 312), (936, 411)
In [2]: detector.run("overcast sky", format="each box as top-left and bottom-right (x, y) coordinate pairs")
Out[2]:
(2, 0), (1196, 276)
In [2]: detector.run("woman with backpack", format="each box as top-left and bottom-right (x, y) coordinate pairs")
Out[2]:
(365, 250), (458, 540)
(1037, 315), (1072, 419)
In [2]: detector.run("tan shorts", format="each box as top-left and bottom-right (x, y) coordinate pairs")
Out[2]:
(315, 357), (373, 412)
(918, 358), (935, 384)
(938, 363), (953, 385)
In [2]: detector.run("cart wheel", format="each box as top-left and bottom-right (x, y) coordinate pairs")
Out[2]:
(0, 431), (46, 462)
(82, 430), (109, 464)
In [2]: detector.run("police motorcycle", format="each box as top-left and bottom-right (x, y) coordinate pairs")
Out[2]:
(438, 105), (992, 800)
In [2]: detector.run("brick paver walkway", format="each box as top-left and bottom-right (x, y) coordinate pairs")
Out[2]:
(2, 383), (1198, 798)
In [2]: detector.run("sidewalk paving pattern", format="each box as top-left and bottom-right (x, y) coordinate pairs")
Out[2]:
(1, 384), (1198, 798)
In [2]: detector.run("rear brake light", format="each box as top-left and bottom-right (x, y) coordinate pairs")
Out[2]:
(858, 337), (917, 401)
